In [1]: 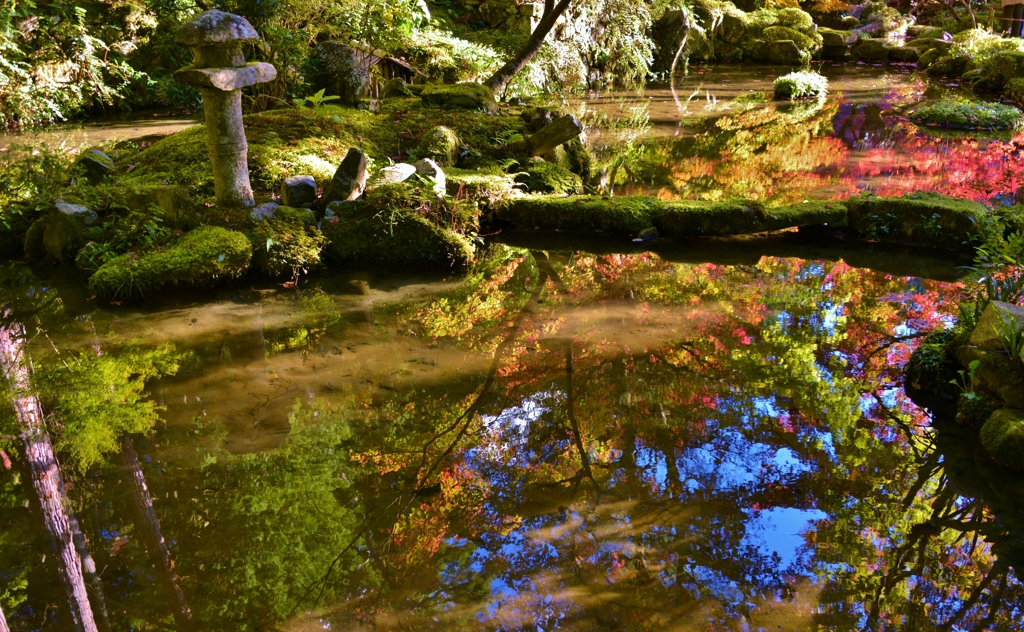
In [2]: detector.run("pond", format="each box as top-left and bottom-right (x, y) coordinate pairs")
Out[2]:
(3, 233), (1023, 630)
(584, 64), (1024, 206)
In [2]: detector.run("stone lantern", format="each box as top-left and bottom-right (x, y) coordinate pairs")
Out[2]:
(174, 11), (276, 207)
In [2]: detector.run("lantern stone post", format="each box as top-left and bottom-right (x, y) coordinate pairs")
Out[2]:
(174, 11), (276, 207)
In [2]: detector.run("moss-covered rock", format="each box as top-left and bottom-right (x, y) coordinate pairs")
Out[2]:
(515, 161), (583, 195)
(774, 71), (828, 99)
(250, 206), (326, 278)
(420, 83), (497, 113)
(845, 192), (993, 250)
(88, 226), (253, 298)
(762, 26), (817, 51)
(494, 195), (659, 234)
(957, 392), (1003, 427)
(655, 199), (846, 237)
(980, 408), (1024, 469)
(322, 196), (475, 268)
(851, 38), (889, 61)
(767, 40), (808, 65)
(92, 185), (200, 230)
(445, 168), (518, 201)
(418, 125), (461, 167)
(819, 28), (856, 58)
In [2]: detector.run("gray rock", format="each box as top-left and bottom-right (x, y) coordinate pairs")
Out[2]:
(250, 201), (280, 221)
(527, 114), (583, 157)
(415, 158), (446, 196)
(44, 201), (97, 260)
(280, 175), (317, 207)
(321, 148), (368, 206)
(970, 301), (1024, 352)
(381, 77), (412, 98)
(767, 40), (807, 66)
(76, 149), (114, 184)
(314, 42), (372, 107)
(377, 163), (417, 185)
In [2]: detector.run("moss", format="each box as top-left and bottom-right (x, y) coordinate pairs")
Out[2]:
(980, 408), (1024, 468)
(445, 168), (518, 200)
(845, 192), (994, 250)
(773, 71), (829, 100)
(117, 101), (527, 199)
(250, 207), (327, 278)
(775, 7), (814, 31)
(88, 226), (252, 298)
(418, 125), (461, 167)
(515, 162), (583, 195)
(655, 199), (846, 237)
(494, 195), (659, 234)
(321, 188), (475, 268)
(908, 99), (1024, 131)
(419, 83), (497, 113)
(762, 26), (818, 52)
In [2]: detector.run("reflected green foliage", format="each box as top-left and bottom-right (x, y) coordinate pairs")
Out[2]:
(33, 343), (182, 470)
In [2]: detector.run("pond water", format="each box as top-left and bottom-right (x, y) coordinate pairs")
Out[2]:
(3, 233), (1024, 630)
(0, 109), (200, 151)
(584, 64), (1024, 206)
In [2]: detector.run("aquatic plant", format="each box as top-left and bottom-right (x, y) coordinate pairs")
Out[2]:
(773, 71), (829, 100)
(907, 99), (1024, 131)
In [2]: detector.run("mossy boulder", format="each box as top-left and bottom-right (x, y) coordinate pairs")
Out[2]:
(774, 71), (828, 99)
(852, 38), (889, 61)
(515, 161), (583, 195)
(445, 168), (518, 200)
(819, 28), (856, 58)
(768, 40), (808, 66)
(250, 206), (326, 278)
(93, 185), (200, 230)
(321, 184), (475, 267)
(762, 26), (817, 51)
(655, 200), (846, 237)
(844, 192), (993, 250)
(88, 226), (253, 298)
(980, 408), (1024, 469)
(42, 201), (99, 261)
(775, 7), (813, 31)
(420, 83), (497, 113)
(418, 125), (461, 167)
(494, 195), (659, 234)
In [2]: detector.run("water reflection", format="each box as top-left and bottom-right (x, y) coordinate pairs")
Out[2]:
(1, 244), (1023, 630)
(585, 65), (1024, 206)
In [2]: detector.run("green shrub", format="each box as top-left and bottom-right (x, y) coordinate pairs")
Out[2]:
(773, 71), (829, 100)
(250, 208), (327, 279)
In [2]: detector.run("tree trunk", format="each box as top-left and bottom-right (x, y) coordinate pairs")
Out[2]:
(0, 322), (99, 632)
(120, 434), (195, 630)
(0, 602), (10, 632)
(485, 0), (573, 96)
